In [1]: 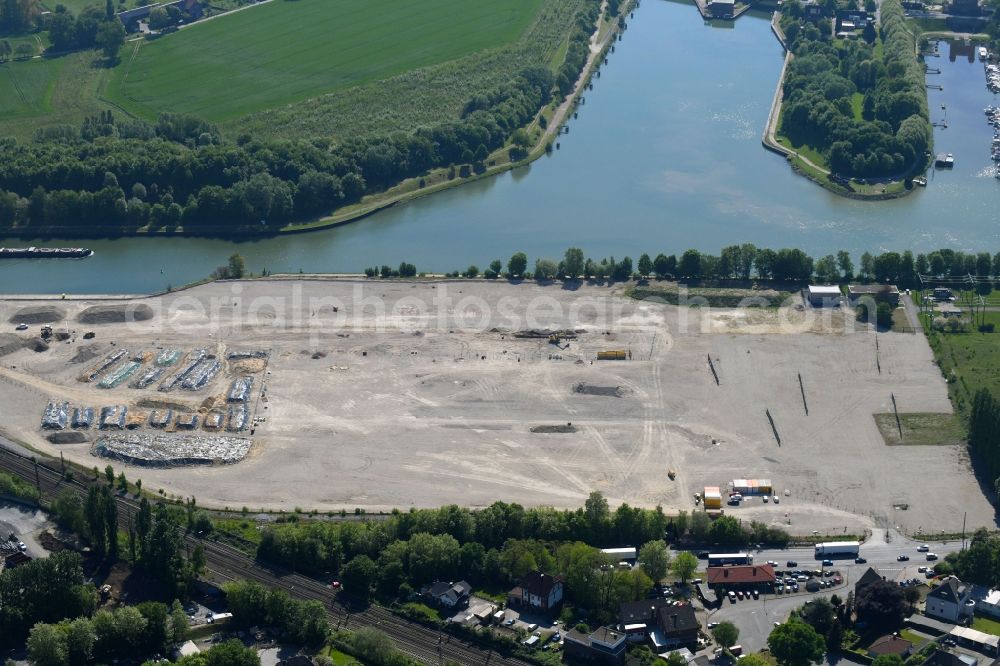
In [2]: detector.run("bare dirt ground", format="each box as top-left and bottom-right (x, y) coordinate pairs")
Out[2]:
(0, 279), (993, 535)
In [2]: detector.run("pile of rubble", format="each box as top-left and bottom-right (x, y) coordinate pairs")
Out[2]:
(92, 433), (252, 466)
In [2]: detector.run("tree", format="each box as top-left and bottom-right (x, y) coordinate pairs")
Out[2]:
(798, 598), (836, 636)
(679, 249), (702, 278)
(712, 622), (739, 650)
(96, 19), (125, 62)
(709, 515), (745, 547)
(105, 465), (114, 484)
(768, 620), (825, 666)
(227, 253), (246, 279)
(671, 551), (698, 583)
(653, 253), (671, 279)
(738, 656), (772, 666)
(564, 247), (584, 278)
(637, 253), (653, 278)
(638, 540), (670, 583)
(534, 258), (559, 280)
(508, 252), (528, 278)
(14, 41), (32, 59)
(872, 655), (904, 666)
(27, 623), (68, 666)
(341, 554), (377, 600)
(855, 579), (905, 630)
(837, 251), (854, 280)
(464, 265), (479, 278)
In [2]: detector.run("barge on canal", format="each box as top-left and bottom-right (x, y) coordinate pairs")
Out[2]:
(0, 247), (93, 259)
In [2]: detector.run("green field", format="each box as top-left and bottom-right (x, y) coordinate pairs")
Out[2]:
(0, 52), (114, 138)
(925, 310), (1000, 415)
(107, 0), (546, 122)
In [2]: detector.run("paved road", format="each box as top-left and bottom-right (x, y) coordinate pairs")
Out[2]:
(703, 530), (966, 653)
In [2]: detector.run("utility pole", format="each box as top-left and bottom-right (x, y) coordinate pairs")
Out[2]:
(60, 451), (65, 475)
(962, 512), (967, 550)
(33, 458), (40, 496)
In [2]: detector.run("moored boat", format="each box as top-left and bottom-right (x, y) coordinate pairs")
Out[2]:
(0, 247), (94, 259)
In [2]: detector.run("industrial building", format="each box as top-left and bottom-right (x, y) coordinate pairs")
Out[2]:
(806, 285), (842, 307)
(848, 284), (900, 307)
(706, 564), (776, 590)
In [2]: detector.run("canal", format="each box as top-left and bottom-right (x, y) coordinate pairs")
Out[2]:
(1, 0), (999, 294)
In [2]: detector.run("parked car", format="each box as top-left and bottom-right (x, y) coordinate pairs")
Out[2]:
(918, 544), (930, 552)
(14, 323), (27, 331)
(773, 496), (780, 504)
(797, 575), (808, 582)
(751, 589), (759, 599)
(898, 555), (910, 561)
(708, 622), (720, 629)
(776, 584), (784, 594)
(855, 557), (867, 564)
(17, 541), (26, 551)
(791, 583), (799, 592)
(526, 624), (539, 632)
(505, 618), (515, 626)
(763, 496), (769, 503)
(918, 566), (927, 573)
(728, 591), (737, 603)
(736, 590), (744, 599)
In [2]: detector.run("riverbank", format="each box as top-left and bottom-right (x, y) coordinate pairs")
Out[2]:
(0, 0), (631, 242)
(761, 11), (916, 200)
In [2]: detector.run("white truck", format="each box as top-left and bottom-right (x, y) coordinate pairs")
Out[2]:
(814, 541), (860, 559)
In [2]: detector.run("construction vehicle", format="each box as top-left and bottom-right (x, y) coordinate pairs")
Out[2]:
(40, 326), (53, 340)
(548, 333), (561, 345)
(668, 469), (676, 480)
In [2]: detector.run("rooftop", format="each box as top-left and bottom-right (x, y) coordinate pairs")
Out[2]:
(707, 564), (776, 585)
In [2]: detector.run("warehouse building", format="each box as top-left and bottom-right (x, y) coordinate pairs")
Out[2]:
(807, 285), (842, 307)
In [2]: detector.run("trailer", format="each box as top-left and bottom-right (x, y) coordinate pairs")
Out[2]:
(814, 541), (860, 559)
(708, 552), (753, 566)
(597, 350), (627, 361)
(732, 479), (772, 495)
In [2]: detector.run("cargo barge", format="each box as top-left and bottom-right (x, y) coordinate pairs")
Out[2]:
(0, 247), (93, 259)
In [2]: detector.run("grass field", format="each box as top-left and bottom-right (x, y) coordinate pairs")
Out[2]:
(973, 616), (1000, 636)
(873, 412), (966, 446)
(925, 309), (1000, 416)
(107, 0), (546, 122)
(0, 52), (115, 139)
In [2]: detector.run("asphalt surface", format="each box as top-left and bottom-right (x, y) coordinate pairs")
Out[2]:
(705, 532), (967, 653)
(0, 437), (530, 666)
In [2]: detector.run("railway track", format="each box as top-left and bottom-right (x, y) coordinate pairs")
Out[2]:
(0, 446), (529, 666)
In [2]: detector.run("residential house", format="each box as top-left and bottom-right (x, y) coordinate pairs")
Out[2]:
(618, 599), (698, 649)
(868, 634), (913, 659)
(807, 285), (842, 307)
(420, 580), (471, 609)
(563, 626), (627, 666)
(507, 570), (564, 611)
(926, 577), (974, 624)
(855, 567), (884, 597)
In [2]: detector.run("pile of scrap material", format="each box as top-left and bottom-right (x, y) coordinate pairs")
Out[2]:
(180, 358), (220, 391)
(227, 350), (268, 360)
(155, 349), (181, 366)
(131, 367), (164, 389)
(71, 407), (94, 429)
(92, 433), (251, 466)
(513, 329), (579, 339)
(227, 404), (249, 432)
(99, 405), (127, 430)
(227, 377), (253, 403)
(41, 402), (69, 430)
(87, 350), (128, 381)
(159, 350), (206, 391)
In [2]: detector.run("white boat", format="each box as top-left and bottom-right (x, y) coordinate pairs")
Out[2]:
(979, 46), (989, 61)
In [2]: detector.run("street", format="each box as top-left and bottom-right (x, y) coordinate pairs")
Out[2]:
(702, 529), (967, 652)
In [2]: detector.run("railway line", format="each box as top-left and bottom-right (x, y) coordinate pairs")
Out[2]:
(0, 444), (530, 666)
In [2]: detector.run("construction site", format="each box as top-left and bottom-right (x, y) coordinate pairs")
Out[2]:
(0, 279), (993, 535)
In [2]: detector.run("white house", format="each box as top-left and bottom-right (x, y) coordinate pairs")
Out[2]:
(975, 588), (1000, 620)
(926, 577), (974, 623)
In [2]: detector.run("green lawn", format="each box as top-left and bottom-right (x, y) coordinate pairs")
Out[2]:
(850, 92), (863, 121)
(873, 412), (966, 446)
(107, 0), (546, 122)
(973, 615), (1000, 637)
(0, 51), (114, 140)
(925, 310), (1000, 416)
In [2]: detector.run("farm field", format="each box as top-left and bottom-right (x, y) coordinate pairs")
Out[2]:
(107, 0), (548, 123)
(0, 52), (113, 139)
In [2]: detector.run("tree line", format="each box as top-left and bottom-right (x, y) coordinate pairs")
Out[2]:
(360, 245), (1000, 287)
(779, 0), (930, 179)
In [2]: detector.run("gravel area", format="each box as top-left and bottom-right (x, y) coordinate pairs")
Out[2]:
(0, 279), (987, 534)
